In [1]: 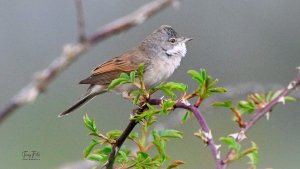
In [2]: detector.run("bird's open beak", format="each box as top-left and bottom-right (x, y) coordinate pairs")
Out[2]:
(183, 37), (193, 43)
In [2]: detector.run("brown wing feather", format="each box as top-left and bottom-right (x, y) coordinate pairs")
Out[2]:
(79, 48), (145, 85)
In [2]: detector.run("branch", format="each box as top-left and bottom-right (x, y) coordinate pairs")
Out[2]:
(0, 0), (177, 123)
(148, 99), (222, 169)
(221, 70), (300, 168)
(175, 102), (222, 169)
(104, 102), (150, 169)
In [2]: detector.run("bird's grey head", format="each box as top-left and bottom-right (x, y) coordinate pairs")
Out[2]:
(141, 25), (192, 58)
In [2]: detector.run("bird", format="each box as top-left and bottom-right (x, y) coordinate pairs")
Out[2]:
(59, 25), (192, 117)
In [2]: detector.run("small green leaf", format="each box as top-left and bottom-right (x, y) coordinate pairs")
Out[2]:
(84, 139), (99, 157)
(246, 142), (259, 166)
(152, 131), (167, 161)
(187, 69), (203, 85)
(137, 63), (145, 78)
(212, 101), (232, 108)
(107, 78), (131, 90)
(128, 132), (139, 139)
(118, 150), (129, 163)
(135, 151), (155, 168)
(209, 87), (227, 93)
(163, 82), (188, 92)
(106, 130), (122, 139)
(98, 146), (112, 155)
(83, 114), (97, 132)
(129, 71), (136, 82)
(181, 111), (192, 124)
(201, 69), (207, 81)
(220, 136), (241, 151)
(87, 154), (107, 163)
(152, 82), (187, 99)
(157, 129), (183, 139)
(238, 100), (255, 114)
(161, 88), (176, 99)
(284, 96), (296, 102)
(162, 100), (176, 109)
(208, 79), (219, 88)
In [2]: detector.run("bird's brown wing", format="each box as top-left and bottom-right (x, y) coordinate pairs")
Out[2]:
(79, 50), (143, 85)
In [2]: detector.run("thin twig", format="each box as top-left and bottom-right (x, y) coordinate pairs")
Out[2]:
(0, 0), (177, 123)
(221, 71), (300, 168)
(75, 0), (87, 42)
(104, 103), (149, 169)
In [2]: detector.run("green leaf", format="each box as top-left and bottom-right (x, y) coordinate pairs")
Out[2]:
(135, 151), (155, 168)
(247, 142), (259, 166)
(201, 69), (207, 81)
(137, 63), (145, 78)
(208, 79), (219, 88)
(163, 82), (188, 92)
(187, 69), (203, 85)
(97, 146), (112, 155)
(87, 154), (107, 163)
(157, 129), (183, 139)
(83, 114), (97, 132)
(107, 73), (132, 90)
(152, 82), (188, 99)
(212, 101), (232, 108)
(220, 136), (241, 151)
(181, 111), (192, 124)
(106, 130), (122, 139)
(284, 96), (296, 102)
(208, 87), (227, 93)
(238, 100), (255, 114)
(152, 131), (167, 161)
(129, 71), (136, 82)
(120, 72), (129, 79)
(161, 88), (176, 99)
(128, 132), (139, 139)
(162, 100), (175, 110)
(132, 110), (155, 122)
(83, 139), (99, 158)
(118, 150), (129, 163)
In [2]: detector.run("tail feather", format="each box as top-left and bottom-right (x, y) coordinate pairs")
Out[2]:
(58, 85), (105, 117)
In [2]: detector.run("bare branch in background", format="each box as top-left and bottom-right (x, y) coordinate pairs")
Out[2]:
(0, 0), (177, 123)
(75, 0), (87, 42)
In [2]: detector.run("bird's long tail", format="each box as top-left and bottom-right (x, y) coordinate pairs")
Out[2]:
(58, 85), (105, 117)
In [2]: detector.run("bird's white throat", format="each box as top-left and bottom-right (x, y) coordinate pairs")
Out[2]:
(166, 42), (187, 58)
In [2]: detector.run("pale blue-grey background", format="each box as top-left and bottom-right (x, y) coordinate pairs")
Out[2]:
(0, 0), (299, 169)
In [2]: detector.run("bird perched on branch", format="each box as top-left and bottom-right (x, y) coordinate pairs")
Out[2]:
(59, 25), (192, 117)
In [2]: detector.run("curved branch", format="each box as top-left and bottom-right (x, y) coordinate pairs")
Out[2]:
(221, 71), (300, 168)
(0, 0), (177, 123)
(148, 99), (222, 169)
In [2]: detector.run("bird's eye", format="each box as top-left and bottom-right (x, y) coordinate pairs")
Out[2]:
(169, 38), (176, 44)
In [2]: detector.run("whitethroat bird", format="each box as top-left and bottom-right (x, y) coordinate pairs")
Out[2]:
(59, 25), (192, 117)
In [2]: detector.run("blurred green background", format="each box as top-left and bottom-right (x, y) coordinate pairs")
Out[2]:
(0, 0), (299, 168)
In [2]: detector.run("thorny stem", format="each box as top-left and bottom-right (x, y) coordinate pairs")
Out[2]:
(221, 72), (300, 168)
(148, 99), (223, 169)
